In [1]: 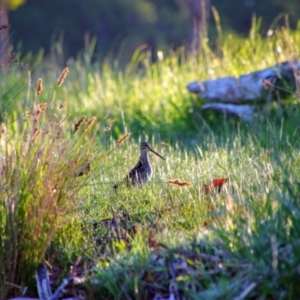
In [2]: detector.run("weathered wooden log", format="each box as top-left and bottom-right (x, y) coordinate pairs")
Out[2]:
(187, 61), (300, 103)
(187, 61), (300, 121)
(202, 103), (254, 122)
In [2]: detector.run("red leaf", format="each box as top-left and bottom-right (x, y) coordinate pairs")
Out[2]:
(204, 178), (229, 193)
(212, 178), (228, 187)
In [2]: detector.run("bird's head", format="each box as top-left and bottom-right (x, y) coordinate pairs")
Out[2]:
(140, 142), (165, 160)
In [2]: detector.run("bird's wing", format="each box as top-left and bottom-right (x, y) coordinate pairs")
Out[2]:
(128, 159), (144, 182)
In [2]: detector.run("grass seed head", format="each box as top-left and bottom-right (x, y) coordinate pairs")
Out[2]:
(74, 116), (86, 133)
(31, 103), (47, 117)
(57, 67), (69, 87)
(31, 128), (41, 143)
(104, 125), (112, 133)
(38, 103), (47, 114)
(83, 116), (96, 133)
(58, 103), (65, 110)
(116, 132), (131, 146)
(104, 119), (115, 133)
(36, 78), (43, 97)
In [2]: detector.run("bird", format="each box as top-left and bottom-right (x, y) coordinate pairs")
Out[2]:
(113, 142), (165, 190)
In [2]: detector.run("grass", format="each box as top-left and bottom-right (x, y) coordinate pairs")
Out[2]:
(0, 21), (300, 299)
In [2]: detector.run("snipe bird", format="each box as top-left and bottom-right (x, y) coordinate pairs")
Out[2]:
(125, 141), (165, 188)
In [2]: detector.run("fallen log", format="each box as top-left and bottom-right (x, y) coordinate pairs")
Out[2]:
(187, 61), (300, 121)
(202, 103), (254, 123)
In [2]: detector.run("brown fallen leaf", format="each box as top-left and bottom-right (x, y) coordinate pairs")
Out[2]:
(168, 178), (192, 187)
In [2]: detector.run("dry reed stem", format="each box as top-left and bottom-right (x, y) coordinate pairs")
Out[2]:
(83, 117), (96, 133)
(167, 179), (192, 187)
(116, 132), (131, 146)
(74, 116), (86, 133)
(161, 142), (169, 146)
(36, 78), (43, 97)
(57, 67), (69, 87)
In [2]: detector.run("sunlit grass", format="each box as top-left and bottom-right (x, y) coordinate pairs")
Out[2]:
(3, 22), (298, 142)
(81, 129), (300, 298)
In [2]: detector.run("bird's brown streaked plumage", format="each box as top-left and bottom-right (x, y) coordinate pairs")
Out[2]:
(113, 142), (165, 190)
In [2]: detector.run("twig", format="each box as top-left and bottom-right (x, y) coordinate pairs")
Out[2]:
(233, 282), (257, 300)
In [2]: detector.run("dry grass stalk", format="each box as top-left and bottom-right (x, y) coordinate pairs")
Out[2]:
(36, 78), (43, 97)
(262, 78), (273, 90)
(38, 103), (47, 114)
(0, 105), (99, 298)
(0, 123), (8, 148)
(74, 116), (86, 133)
(225, 195), (235, 213)
(83, 117), (96, 133)
(104, 125), (112, 133)
(31, 128), (41, 143)
(148, 228), (159, 250)
(58, 103), (65, 110)
(0, 123), (8, 136)
(161, 142), (169, 146)
(104, 120), (115, 133)
(116, 132), (131, 146)
(57, 67), (69, 87)
(31, 103), (47, 118)
(59, 116), (67, 126)
(168, 178), (192, 187)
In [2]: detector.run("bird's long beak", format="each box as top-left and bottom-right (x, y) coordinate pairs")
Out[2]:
(147, 145), (165, 160)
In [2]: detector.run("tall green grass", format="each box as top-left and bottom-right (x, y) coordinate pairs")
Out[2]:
(0, 72), (117, 297)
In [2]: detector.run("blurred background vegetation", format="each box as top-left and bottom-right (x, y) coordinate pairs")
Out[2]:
(3, 0), (300, 64)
